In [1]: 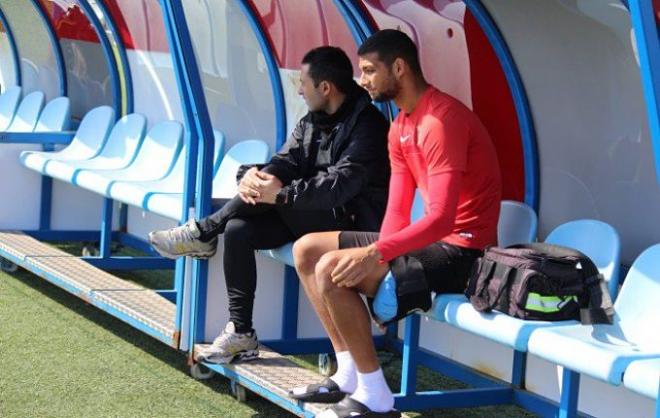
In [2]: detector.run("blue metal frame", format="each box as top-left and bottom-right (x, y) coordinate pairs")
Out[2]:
(0, 4), (21, 87)
(29, 0), (67, 97)
(78, 0), (122, 117)
(91, 0), (134, 115)
(160, 0), (217, 344)
(629, 0), (660, 188)
(0, 131), (74, 144)
(236, 0), (287, 148)
(558, 369), (580, 418)
(463, 0), (539, 211)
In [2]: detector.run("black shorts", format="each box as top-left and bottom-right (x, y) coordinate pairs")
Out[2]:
(338, 231), (483, 294)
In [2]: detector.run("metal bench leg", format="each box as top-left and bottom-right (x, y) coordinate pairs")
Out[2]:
(558, 368), (580, 418)
(512, 350), (527, 389)
(282, 265), (299, 340)
(400, 314), (421, 397)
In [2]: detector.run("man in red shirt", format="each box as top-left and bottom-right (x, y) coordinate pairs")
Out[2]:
(290, 30), (502, 417)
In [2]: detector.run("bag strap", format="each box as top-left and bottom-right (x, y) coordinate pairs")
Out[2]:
(580, 273), (615, 324)
(488, 266), (516, 310)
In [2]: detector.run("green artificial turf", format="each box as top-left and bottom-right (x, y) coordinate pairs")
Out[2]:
(0, 262), (536, 418)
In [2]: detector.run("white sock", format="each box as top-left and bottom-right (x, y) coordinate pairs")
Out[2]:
(329, 351), (357, 393)
(350, 368), (394, 412)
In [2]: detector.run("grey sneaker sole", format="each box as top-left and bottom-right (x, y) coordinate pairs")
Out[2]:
(151, 247), (217, 260)
(197, 348), (259, 365)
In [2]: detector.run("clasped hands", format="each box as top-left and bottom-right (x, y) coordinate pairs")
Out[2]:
(238, 167), (283, 205)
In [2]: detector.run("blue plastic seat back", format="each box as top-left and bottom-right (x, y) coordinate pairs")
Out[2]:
(498, 200), (537, 247)
(34, 97), (71, 132)
(545, 219), (621, 298)
(123, 120), (183, 175)
(611, 243), (660, 348)
(62, 106), (116, 160)
(212, 140), (270, 199)
(0, 86), (21, 131)
(91, 113), (147, 164)
(7, 91), (45, 132)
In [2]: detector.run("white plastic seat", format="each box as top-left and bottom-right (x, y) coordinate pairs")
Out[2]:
(20, 106), (115, 173)
(42, 114), (147, 183)
(527, 244), (660, 385)
(145, 139), (269, 220)
(0, 86), (22, 131)
(261, 242), (295, 266)
(34, 97), (71, 132)
(108, 131), (226, 210)
(623, 358), (660, 400)
(440, 219), (620, 351)
(73, 120), (184, 196)
(6, 91), (45, 132)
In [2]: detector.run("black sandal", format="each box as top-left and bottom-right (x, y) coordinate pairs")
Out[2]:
(315, 397), (401, 417)
(289, 378), (346, 403)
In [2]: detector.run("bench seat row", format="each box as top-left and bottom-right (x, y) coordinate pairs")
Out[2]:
(20, 105), (270, 221)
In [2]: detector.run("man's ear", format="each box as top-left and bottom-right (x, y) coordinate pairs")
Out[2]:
(320, 80), (332, 95)
(393, 57), (405, 79)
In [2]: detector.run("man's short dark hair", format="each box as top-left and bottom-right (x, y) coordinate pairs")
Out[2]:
(357, 29), (422, 75)
(302, 46), (354, 94)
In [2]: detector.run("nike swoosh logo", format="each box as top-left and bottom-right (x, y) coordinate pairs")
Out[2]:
(400, 135), (411, 143)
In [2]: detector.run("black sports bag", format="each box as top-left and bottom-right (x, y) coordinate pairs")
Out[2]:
(465, 243), (614, 324)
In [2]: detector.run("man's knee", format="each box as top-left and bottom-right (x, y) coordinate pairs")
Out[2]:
(293, 234), (324, 276)
(223, 218), (253, 243)
(314, 252), (342, 298)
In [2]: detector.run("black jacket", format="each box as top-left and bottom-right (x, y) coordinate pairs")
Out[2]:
(257, 85), (390, 231)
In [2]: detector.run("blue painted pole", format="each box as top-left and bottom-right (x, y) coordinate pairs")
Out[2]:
(281, 266), (300, 340)
(39, 154), (53, 230)
(463, 0), (539, 211)
(159, 0), (198, 338)
(99, 198), (114, 258)
(161, 0), (219, 348)
(0, 5), (21, 87)
(629, 0), (660, 188)
(78, 0), (122, 117)
(511, 350), (527, 389)
(119, 204), (128, 232)
(558, 368), (580, 418)
(399, 314), (421, 397)
(91, 0), (134, 115)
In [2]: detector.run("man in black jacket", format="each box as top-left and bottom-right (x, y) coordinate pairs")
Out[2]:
(148, 46), (390, 364)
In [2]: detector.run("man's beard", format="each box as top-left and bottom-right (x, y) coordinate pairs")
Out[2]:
(371, 84), (399, 103)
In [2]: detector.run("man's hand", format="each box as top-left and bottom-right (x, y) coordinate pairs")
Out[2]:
(253, 171), (283, 204)
(330, 244), (382, 288)
(238, 167), (261, 205)
(238, 168), (283, 205)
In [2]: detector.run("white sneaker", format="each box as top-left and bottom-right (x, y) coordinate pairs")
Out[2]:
(148, 219), (217, 259)
(196, 322), (259, 364)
